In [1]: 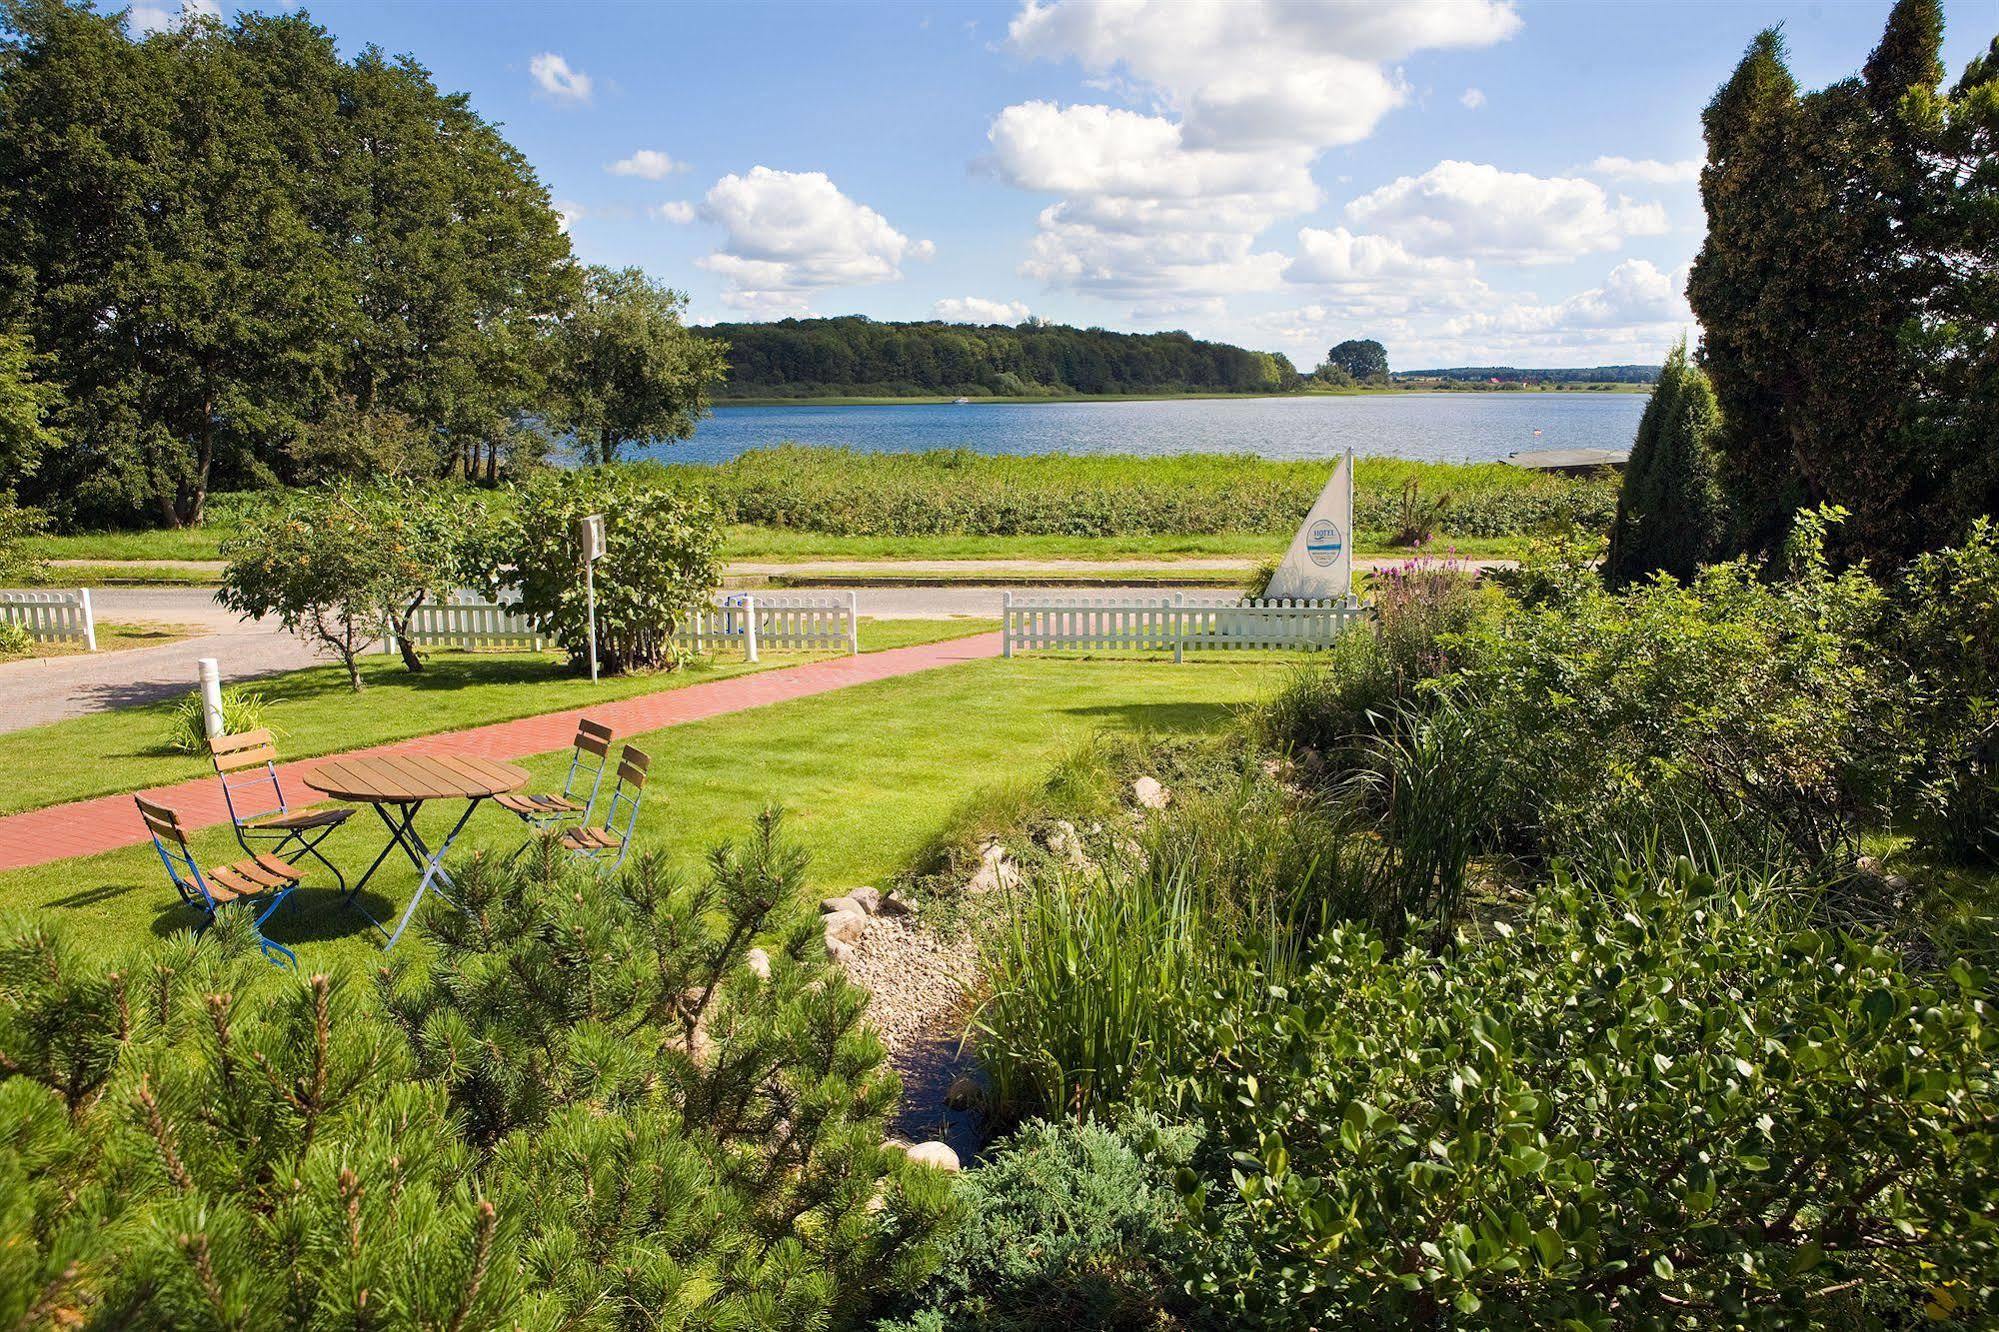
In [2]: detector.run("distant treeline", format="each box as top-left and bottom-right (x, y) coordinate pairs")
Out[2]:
(1398, 365), (1662, 384)
(694, 317), (1301, 398)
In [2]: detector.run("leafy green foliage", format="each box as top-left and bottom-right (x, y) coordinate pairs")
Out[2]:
(700, 315), (1297, 398)
(0, 0), (574, 526)
(0, 328), (60, 481)
(1689, 3), (1999, 561)
(0, 486), (46, 584)
(0, 619), (28, 657)
(551, 265), (728, 464)
(218, 484), (488, 689)
(1606, 340), (1727, 586)
(1173, 851), (1999, 1327)
(0, 814), (949, 1328)
(1887, 518), (1999, 863)
(879, 1112), (1199, 1332)
(497, 468), (721, 673)
(1320, 337), (1389, 382)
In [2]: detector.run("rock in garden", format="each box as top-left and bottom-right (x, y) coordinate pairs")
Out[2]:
(944, 1075), (984, 1110)
(824, 909), (869, 944)
(850, 886), (882, 914)
(825, 937), (855, 965)
(1041, 820), (1089, 867)
(820, 895), (861, 916)
(967, 841), (1021, 894)
(1133, 776), (1171, 810)
(905, 1141), (960, 1172)
(744, 947), (771, 981)
(1855, 855), (1885, 876)
(878, 890), (916, 916)
(880, 1137), (912, 1156)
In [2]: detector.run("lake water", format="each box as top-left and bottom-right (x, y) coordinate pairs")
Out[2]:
(640, 392), (1648, 466)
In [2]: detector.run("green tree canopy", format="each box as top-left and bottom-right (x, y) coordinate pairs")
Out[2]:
(551, 265), (726, 464)
(0, 0), (576, 526)
(1606, 341), (1727, 587)
(1689, 0), (1999, 563)
(1323, 338), (1389, 381)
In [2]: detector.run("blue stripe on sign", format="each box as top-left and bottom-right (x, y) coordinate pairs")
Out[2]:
(1308, 543), (1342, 552)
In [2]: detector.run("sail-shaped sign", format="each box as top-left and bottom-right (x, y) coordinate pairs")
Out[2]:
(1263, 450), (1354, 602)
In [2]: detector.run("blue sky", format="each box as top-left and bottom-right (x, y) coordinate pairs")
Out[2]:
(137, 0), (1998, 369)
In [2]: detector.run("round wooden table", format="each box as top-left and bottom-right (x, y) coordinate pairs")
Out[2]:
(303, 754), (529, 949)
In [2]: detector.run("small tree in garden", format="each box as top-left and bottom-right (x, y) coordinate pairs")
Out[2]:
(219, 484), (482, 689)
(497, 468), (722, 673)
(1606, 340), (1727, 587)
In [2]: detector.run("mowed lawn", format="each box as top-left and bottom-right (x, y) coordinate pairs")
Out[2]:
(0, 655), (1284, 970)
(0, 617), (994, 815)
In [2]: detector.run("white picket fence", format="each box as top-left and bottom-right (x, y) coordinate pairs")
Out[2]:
(0, 588), (96, 650)
(1002, 592), (1366, 661)
(387, 590), (859, 661)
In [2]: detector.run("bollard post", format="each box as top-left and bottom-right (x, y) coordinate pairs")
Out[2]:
(198, 657), (225, 739)
(78, 587), (97, 652)
(743, 593), (759, 663)
(1002, 591), (1013, 658)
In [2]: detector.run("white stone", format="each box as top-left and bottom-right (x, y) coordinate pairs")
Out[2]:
(744, 947), (771, 981)
(824, 910), (869, 944)
(1133, 776), (1171, 810)
(905, 1141), (961, 1172)
(849, 886), (882, 914)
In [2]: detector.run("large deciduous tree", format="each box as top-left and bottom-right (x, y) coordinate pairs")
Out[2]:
(0, 0), (577, 526)
(1689, 0), (1999, 564)
(550, 265), (726, 464)
(1323, 338), (1389, 382)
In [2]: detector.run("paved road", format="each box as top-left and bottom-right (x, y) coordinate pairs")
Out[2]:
(0, 588), (319, 732)
(0, 583), (1158, 732)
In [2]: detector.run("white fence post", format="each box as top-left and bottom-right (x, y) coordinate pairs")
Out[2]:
(1172, 591), (1185, 664)
(1002, 591), (1014, 658)
(998, 592), (1366, 659)
(846, 590), (860, 655)
(742, 593), (759, 662)
(78, 588), (97, 652)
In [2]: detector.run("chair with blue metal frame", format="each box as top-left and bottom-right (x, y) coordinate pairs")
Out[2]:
(135, 796), (300, 968)
(558, 744), (649, 873)
(208, 728), (355, 894)
(497, 717), (615, 857)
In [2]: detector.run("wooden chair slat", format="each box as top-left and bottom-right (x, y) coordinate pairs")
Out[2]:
(203, 866), (260, 899)
(575, 718), (614, 756)
(213, 744), (280, 773)
(251, 853), (302, 881)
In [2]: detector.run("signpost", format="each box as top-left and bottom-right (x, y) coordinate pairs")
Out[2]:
(578, 513), (606, 682)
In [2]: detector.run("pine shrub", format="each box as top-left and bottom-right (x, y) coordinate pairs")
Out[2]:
(1606, 341), (1727, 588)
(0, 811), (951, 1328)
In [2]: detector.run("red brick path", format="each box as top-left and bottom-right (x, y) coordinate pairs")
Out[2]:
(0, 633), (1003, 873)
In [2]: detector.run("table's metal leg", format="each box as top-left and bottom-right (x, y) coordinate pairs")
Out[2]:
(382, 799), (484, 951)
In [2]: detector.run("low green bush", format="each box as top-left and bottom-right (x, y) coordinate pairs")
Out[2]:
(1888, 518), (1999, 865)
(496, 468), (721, 673)
(878, 1112), (1199, 1332)
(1171, 850), (1999, 1327)
(0, 620), (30, 658)
(0, 813), (951, 1328)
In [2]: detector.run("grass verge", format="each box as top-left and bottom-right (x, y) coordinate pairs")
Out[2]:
(3, 620), (202, 659)
(0, 616), (994, 815)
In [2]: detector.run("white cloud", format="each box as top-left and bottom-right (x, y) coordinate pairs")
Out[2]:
(1460, 87), (1487, 110)
(697, 166), (933, 314)
(934, 296), (1033, 323)
(529, 52), (592, 103)
(1586, 155), (1701, 184)
(1345, 160), (1668, 265)
(651, 201), (697, 224)
(993, 0), (1521, 311)
(1418, 259), (1693, 360)
(608, 150), (685, 180)
(552, 200), (585, 233)
(128, 0), (219, 35)
(1286, 226), (1474, 286)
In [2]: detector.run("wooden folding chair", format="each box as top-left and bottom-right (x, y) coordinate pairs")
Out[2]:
(498, 718), (614, 857)
(558, 745), (648, 873)
(135, 796), (300, 968)
(209, 729), (355, 893)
